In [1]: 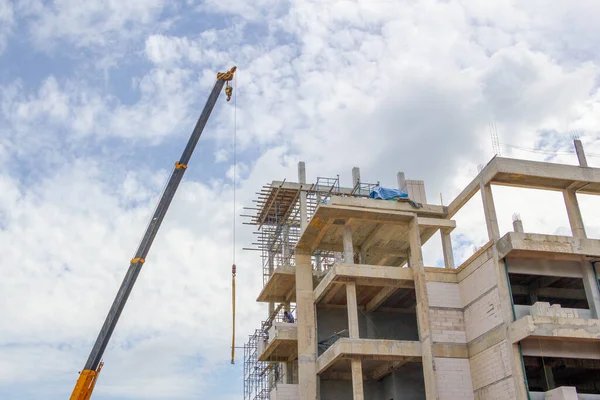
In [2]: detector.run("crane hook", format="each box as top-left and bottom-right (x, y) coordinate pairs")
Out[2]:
(225, 82), (233, 102)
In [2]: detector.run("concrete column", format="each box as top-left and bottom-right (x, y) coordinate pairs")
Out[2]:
(408, 217), (439, 399)
(480, 183), (500, 241)
(346, 282), (363, 400)
(574, 139), (588, 167)
(352, 167), (360, 187)
(397, 172), (406, 192)
(563, 189), (600, 317)
(563, 189), (586, 238)
(343, 223), (354, 264)
(513, 218), (524, 233)
(351, 357), (364, 400)
(346, 281), (359, 338)
(298, 162), (308, 232)
(295, 248), (317, 400)
(440, 230), (455, 269)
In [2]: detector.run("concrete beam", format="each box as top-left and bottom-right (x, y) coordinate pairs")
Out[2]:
(365, 286), (399, 312)
(417, 217), (456, 231)
(497, 232), (600, 260)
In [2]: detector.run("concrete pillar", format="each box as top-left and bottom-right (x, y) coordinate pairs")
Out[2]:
(513, 218), (524, 233)
(563, 189), (600, 317)
(351, 357), (364, 400)
(352, 167), (360, 187)
(397, 172), (406, 192)
(408, 216), (439, 399)
(563, 189), (586, 238)
(480, 183), (500, 241)
(295, 248), (318, 400)
(346, 281), (359, 338)
(346, 282), (363, 400)
(343, 223), (354, 264)
(574, 139), (588, 167)
(298, 162), (308, 232)
(440, 230), (455, 269)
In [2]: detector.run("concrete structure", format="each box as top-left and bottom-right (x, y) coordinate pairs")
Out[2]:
(243, 141), (600, 400)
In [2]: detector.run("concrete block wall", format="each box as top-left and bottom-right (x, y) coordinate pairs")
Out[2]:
(455, 248), (522, 399)
(270, 384), (299, 400)
(435, 358), (474, 400)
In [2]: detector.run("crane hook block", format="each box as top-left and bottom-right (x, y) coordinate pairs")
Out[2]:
(225, 84), (233, 102)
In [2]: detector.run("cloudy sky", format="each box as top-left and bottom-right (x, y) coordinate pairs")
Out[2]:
(1, 0), (600, 399)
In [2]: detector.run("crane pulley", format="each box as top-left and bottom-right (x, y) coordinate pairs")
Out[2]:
(70, 66), (237, 400)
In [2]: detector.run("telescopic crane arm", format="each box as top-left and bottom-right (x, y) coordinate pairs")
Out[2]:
(70, 66), (237, 400)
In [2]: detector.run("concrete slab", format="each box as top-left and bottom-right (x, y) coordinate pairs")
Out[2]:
(497, 232), (600, 260)
(258, 322), (299, 362)
(508, 314), (600, 343)
(316, 338), (422, 375)
(313, 263), (414, 306)
(257, 266), (297, 303)
(296, 201), (454, 267)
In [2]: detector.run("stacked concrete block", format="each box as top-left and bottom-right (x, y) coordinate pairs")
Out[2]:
(270, 384), (299, 400)
(545, 386), (578, 400)
(435, 358), (475, 400)
(531, 302), (579, 319)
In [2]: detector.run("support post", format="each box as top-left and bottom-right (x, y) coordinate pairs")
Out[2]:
(564, 189), (586, 239)
(408, 216), (439, 399)
(352, 167), (361, 187)
(513, 217), (524, 233)
(343, 223), (354, 264)
(397, 171), (406, 192)
(295, 248), (317, 399)
(346, 282), (359, 338)
(480, 183), (500, 241)
(299, 162), (308, 232)
(574, 139), (588, 167)
(563, 189), (600, 317)
(346, 281), (363, 400)
(351, 357), (364, 400)
(440, 230), (455, 269)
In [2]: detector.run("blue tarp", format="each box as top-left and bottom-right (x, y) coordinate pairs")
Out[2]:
(369, 186), (408, 200)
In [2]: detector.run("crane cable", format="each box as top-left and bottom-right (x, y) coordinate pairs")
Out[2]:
(231, 71), (238, 365)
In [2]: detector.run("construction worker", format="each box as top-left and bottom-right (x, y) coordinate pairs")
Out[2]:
(283, 311), (295, 323)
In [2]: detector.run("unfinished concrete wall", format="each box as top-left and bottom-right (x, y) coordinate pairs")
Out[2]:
(319, 379), (381, 400)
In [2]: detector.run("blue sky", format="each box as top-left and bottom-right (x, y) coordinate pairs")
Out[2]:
(1, 1), (600, 399)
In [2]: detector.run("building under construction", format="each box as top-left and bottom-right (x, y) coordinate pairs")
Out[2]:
(243, 140), (600, 400)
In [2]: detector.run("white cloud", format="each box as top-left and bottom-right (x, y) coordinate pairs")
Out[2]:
(2, 1), (600, 399)
(0, 0), (14, 53)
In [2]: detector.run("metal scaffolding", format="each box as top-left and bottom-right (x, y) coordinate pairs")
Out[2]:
(242, 173), (379, 399)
